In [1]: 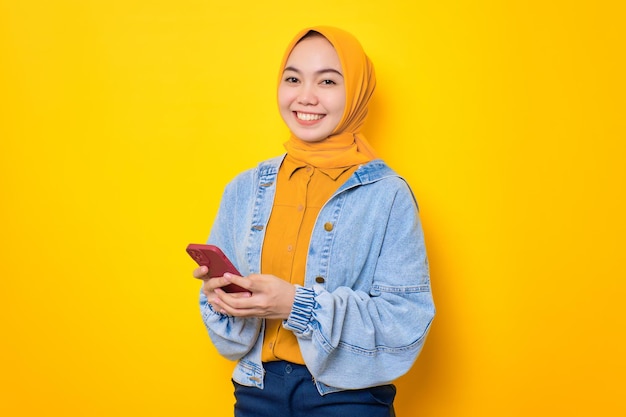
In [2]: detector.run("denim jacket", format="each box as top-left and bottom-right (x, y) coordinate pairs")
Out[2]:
(199, 155), (435, 395)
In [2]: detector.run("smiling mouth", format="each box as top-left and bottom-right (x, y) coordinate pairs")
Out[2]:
(295, 112), (325, 121)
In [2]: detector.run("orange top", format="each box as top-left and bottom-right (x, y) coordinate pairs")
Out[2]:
(261, 155), (357, 362)
(261, 26), (378, 363)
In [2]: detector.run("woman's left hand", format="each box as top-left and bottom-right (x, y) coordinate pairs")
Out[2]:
(212, 273), (297, 320)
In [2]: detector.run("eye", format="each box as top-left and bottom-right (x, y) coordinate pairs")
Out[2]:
(320, 79), (337, 85)
(284, 76), (299, 83)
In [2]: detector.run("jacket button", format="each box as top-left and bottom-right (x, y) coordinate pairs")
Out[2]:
(324, 222), (333, 231)
(315, 276), (325, 284)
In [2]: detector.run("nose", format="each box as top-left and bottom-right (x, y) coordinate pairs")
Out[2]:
(297, 84), (318, 105)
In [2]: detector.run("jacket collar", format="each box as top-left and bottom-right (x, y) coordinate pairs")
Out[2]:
(257, 154), (397, 187)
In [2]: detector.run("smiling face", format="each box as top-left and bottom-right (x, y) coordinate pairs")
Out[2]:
(278, 34), (346, 143)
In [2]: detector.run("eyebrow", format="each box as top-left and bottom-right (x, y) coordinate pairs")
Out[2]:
(283, 66), (344, 78)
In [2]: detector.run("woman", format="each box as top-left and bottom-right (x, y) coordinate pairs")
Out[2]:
(194, 26), (435, 417)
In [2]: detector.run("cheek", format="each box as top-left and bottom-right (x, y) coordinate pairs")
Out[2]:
(329, 91), (347, 116)
(277, 87), (293, 109)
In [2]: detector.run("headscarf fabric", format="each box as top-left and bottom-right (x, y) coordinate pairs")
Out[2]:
(279, 26), (378, 168)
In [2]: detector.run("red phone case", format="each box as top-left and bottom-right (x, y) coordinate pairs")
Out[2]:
(186, 244), (247, 292)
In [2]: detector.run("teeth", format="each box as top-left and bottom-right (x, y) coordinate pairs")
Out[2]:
(297, 112), (323, 121)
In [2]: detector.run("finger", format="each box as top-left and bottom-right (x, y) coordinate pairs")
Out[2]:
(214, 301), (252, 318)
(228, 291), (252, 299)
(216, 292), (261, 315)
(212, 291), (250, 316)
(193, 265), (209, 279)
(223, 273), (253, 291)
(210, 294), (228, 315)
(212, 288), (253, 314)
(204, 276), (234, 291)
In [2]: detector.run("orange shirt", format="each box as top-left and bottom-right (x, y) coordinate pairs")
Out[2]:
(261, 154), (358, 363)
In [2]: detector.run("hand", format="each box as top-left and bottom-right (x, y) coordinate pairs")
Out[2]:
(195, 266), (252, 312)
(211, 273), (296, 320)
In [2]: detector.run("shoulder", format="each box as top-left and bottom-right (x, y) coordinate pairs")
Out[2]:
(350, 160), (419, 208)
(352, 160), (412, 191)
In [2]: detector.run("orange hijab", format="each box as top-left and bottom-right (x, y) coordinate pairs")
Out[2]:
(279, 26), (378, 168)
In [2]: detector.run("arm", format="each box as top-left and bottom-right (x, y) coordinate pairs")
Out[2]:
(199, 290), (262, 361)
(197, 174), (263, 361)
(284, 181), (435, 389)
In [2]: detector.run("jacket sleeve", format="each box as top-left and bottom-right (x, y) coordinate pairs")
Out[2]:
(283, 179), (435, 389)
(199, 173), (263, 361)
(199, 294), (262, 361)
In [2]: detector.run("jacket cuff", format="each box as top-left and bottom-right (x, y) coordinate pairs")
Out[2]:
(200, 291), (230, 320)
(284, 285), (315, 334)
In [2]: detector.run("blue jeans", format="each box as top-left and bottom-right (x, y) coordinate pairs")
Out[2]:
(233, 361), (396, 417)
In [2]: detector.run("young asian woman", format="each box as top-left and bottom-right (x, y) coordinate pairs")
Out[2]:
(193, 26), (435, 417)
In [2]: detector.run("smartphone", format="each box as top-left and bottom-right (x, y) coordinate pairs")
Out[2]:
(186, 244), (247, 292)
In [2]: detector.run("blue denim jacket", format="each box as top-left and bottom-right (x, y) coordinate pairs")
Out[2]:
(200, 155), (435, 395)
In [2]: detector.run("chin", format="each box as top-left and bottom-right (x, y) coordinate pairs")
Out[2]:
(295, 134), (328, 143)
(290, 126), (333, 143)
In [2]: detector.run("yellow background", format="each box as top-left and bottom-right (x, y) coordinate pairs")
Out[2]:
(1, 1), (624, 416)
